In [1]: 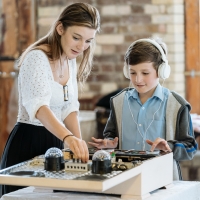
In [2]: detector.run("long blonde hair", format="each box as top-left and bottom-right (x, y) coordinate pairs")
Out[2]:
(18, 2), (100, 83)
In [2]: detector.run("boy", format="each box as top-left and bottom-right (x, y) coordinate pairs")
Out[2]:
(89, 38), (197, 180)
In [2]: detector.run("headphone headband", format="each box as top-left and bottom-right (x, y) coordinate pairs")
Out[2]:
(126, 38), (168, 64)
(124, 38), (170, 79)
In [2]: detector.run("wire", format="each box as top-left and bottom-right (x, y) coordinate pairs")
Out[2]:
(127, 79), (165, 150)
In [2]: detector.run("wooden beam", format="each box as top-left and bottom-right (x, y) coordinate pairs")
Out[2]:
(0, 0), (37, 157)
(18, 0), (37, 54)
(185, 0), (200, 114)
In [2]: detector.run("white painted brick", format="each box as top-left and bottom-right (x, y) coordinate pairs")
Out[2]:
(94, 45), (102, 55)
(152, 33), (167, 41)
(164, 81), (180, 90)
(167, 24), (184, 33)
(38, 17), (57, 26)
(169, 63), (185, 73)
(101, 83), (118, 95)
(167, 82), (185, 92)
(159, 5), (167, 13)
(78, 83), (90, 93)
(152, 15), (170, 24)
(152, 0), (184, 4)
(101, 5), (131, 16)
(168, 43), (184, 53)
(152, 15), (183, 24)
(144, 5), (159, 14)
(168, 52), (185, 63)
(38, 7), (61, 17)
(96, 34), (124, 45)
(168, 73), (185, 82)
(101, 5), (115, 15)
(118, 5), (132, 16)
(177, 91), (185, 98)
(172, 15), (184, 24)
(144, 5), (168, 14)
(167, 5), (184, 14)
(102, 45), (116, 54)
(164, 34), (184, 43)
(152, 34), (184, 46)
(78, 91), (97, 100)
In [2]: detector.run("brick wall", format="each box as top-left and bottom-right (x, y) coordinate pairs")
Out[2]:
(35, 0), (186, 101)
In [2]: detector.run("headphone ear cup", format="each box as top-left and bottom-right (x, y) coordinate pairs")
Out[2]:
(123, 63), (130, 79)
(158, 63), (171, 79)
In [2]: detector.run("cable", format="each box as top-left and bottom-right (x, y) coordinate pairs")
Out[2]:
(127, 80), (165, 150)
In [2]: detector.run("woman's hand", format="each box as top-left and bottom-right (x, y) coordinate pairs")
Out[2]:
(88, 137), (118, 149)
(146, 138), (172, 152)
(64, 136), (89, 163)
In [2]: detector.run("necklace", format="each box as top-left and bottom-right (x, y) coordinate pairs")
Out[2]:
(127, 90), (163, 150)
(59, 60), (64, 78)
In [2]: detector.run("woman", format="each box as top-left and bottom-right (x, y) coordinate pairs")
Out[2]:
(0, 2), (100, 195)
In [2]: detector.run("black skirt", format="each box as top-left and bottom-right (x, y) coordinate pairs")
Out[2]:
(0, 122), (63, 197)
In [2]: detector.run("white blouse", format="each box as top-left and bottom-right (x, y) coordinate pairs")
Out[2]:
(17, 50), (79, 126)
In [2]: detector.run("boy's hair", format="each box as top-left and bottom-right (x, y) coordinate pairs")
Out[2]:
(124, 37), (168, 72)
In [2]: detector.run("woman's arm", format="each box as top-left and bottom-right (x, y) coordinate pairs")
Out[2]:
(36, 105), (89, 162)
(63, 111), (81, 139)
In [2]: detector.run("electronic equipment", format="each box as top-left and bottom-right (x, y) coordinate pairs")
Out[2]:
(62, 148), (160, 163)
(44, 147), (65, 171)
(0, 148), (173, 200)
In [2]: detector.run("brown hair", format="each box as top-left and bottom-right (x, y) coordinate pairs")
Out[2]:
(124, 38), (167, 72)
(18, 2), (100, 83)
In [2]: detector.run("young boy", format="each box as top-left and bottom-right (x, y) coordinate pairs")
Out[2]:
(89, 38), (197, 180)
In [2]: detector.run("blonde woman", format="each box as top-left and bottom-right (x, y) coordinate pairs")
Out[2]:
(1, 2), (100, 196)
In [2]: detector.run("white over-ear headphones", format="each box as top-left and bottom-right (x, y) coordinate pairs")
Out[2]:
(123, 38), (171, 80)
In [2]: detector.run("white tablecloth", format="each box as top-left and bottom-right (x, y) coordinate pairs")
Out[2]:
(1, 181), (200, 200)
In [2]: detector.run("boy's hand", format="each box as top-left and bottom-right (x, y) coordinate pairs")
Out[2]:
(88, 137), (118, 149)
(146, 138), (172, 152)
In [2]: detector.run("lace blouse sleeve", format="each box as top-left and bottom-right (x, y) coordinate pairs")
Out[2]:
(19, 50), (52, 122)
(61, 59), (80, 121)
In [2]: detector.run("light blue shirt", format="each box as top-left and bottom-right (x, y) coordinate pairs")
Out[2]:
(122, 84), (169, 151)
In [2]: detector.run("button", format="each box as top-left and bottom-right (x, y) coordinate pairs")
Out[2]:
(137, 142), (140, 144)
(139, 124), (142, 126)
(142, 107), (145, 110)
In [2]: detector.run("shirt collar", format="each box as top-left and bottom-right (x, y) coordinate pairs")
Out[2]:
(127, 84), (164, 101)
(153, 84), (164, 101)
